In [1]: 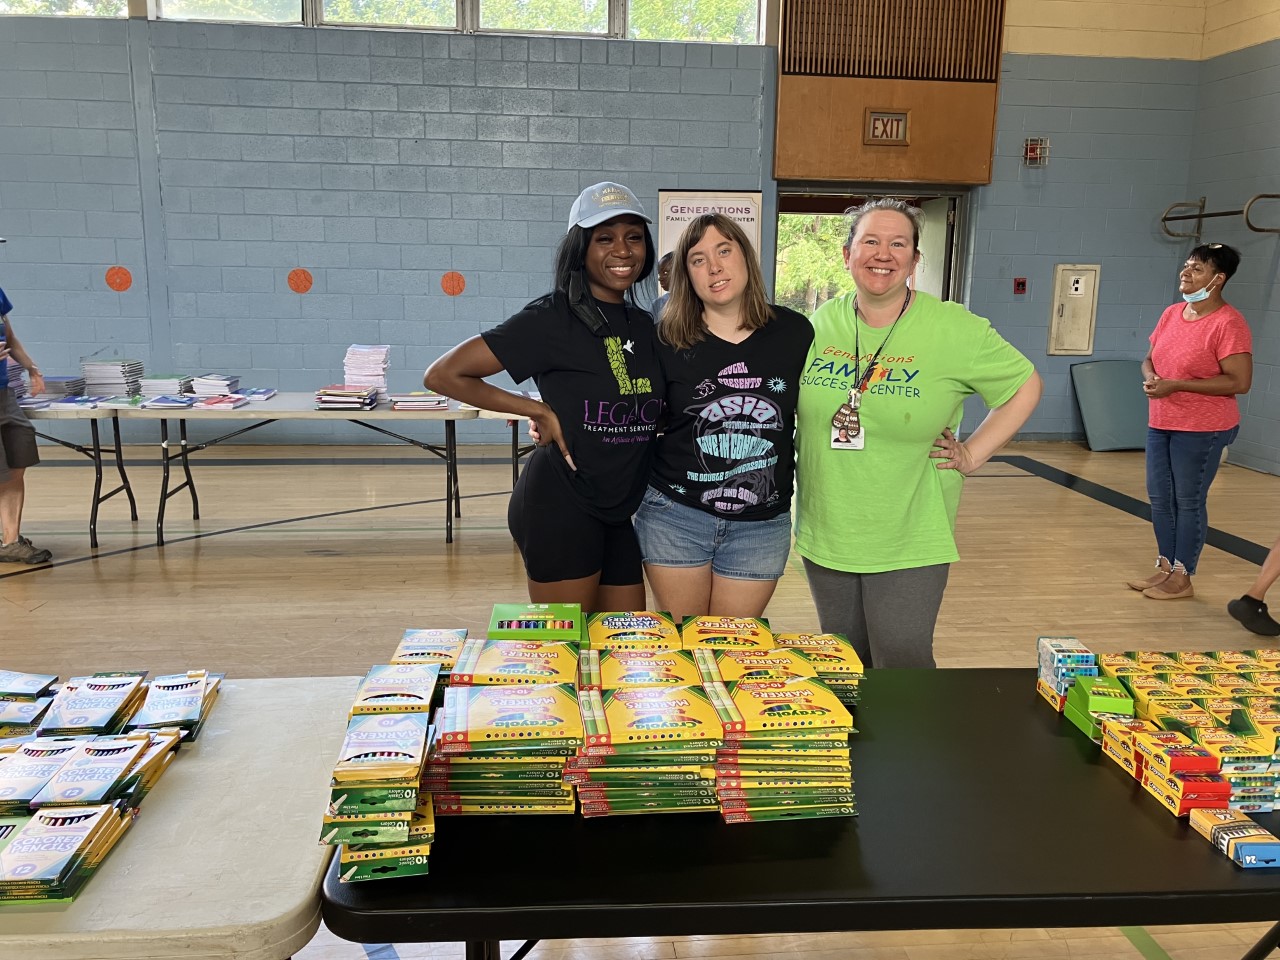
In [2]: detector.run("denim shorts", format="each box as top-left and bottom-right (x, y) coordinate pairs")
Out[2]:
(633, 485), (792, 581)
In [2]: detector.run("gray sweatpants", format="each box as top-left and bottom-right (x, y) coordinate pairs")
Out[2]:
(801, 557), (950, 669)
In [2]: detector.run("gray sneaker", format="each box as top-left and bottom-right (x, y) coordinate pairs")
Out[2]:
(0, 538), (52, 564)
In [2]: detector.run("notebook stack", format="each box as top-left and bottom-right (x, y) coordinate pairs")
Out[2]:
(7, 369), (46, 409)
(140, 395), (197, 409)
(343, 344), (390, 403)
(193, 394), (249, 409)
(140, 374), (193, 395)
(37, 375), (86, 399)
(326, 682), (434, 882)
(192, 373), (240, 396)
(389, 392), (449, 411)
(773, 633), (864, 706)
(81, 359), (144, 397)
(49, 395), (109, 408)
(315, 385), (378, 410)
(430, 630), (581, 815)
(99, 395), (147, 409)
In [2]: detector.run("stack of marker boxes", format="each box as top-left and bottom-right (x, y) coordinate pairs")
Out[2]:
(773, 633), (864, 706)
(573, 611), (721, 817)
(1036, 637), (1097, 713)
(326, 663), (438, 883)
(429, 628), (581, 815)
(1064, 675), (1135, 742)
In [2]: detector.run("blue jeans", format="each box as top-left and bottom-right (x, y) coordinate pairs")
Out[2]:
(1145, 425), (1238, 576)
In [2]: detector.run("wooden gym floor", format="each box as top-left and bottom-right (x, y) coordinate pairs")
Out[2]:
(3, 439), (1278, 960)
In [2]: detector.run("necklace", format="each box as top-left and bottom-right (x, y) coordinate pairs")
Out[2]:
(831, 289), (912, 439)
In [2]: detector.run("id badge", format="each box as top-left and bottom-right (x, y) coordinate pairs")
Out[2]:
(831, 424), (864, 450)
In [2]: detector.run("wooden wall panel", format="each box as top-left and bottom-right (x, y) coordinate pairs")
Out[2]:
(774, 76), (999, 184)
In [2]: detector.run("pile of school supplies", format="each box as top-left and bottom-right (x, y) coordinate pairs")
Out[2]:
(241, 387), (277, 401)
(124, 670), (223, 741)
(99, 395), (147, 409)
(433, 631), (581, 815)
(692, 629), (856, 823)
(774, 633), (864, 705)
(325, 664), (438, 882)
(49, 395), (109, 409)
(390, 628), (469, 683)
(343, 344), (390, 403)
(389, 392), (449, 411)
(192, 373), (240, 396)
(194, 394), (249, 409)
(1035, 637), (1097, 713)
(314, 385), (378, 410)
(0, 803), (134, 902)
(81, 358), (144, 397)
(140, 374), (193, 395)
(0, 666), (215, 900)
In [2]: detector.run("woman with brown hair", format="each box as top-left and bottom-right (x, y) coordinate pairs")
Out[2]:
(632, 213), (813, 623)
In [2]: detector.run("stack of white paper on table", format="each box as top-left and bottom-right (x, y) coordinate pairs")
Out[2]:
(192, 373), (240, 396)
(81, 359), (144, 397)
(140, 395), (197, 409)
(140, 374), (193, 395)
(315, 385), (378, 410)
(39, 375), (86, 398)
(343, 345), (390, 402)
(6, 366), (46, 408)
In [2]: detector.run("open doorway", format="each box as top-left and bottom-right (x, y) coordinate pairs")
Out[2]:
(774, 190), (968, 314)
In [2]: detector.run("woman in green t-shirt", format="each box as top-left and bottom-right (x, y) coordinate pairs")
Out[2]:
(793, 199), (1042, 668)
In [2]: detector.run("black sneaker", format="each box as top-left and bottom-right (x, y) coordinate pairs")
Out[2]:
(1227, 596), (1280, 637)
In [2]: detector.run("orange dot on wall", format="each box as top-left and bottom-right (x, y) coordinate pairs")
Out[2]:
(105, 266), (132, 292)
(288, 268), (313, 294)
(441, 271), (466, 297)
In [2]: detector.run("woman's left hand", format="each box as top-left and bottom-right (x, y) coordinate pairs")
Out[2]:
(1142, 376), (1179, 399)
(931, 428), (979, 475)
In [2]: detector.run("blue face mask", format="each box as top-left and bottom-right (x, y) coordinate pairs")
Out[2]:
(1182, 277), (1219, 303)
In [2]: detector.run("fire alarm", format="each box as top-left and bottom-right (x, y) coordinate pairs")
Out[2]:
(1014, 278), (1027, 294)
(1022, 138), (1050, 167)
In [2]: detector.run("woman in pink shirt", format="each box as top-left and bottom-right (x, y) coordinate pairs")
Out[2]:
(1128, 243), (1252, 600)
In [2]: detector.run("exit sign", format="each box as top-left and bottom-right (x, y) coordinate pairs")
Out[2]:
(864, 109), (909, 146)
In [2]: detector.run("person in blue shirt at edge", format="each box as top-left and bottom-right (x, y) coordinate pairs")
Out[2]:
(0, 279), (53, 564)
(425, 183), (663, 612)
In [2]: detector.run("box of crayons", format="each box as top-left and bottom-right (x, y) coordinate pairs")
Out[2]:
(488, 603), (582, 642)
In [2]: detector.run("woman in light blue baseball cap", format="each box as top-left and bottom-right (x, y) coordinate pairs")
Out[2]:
(427, 182), (666, 611)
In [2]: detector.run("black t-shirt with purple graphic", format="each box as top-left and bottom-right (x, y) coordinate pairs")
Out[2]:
(483, 291), (665, 523)
(651, 305), (813, 521)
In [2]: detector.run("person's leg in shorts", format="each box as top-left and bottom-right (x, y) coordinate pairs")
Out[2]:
(635, 485), (790, 622)
(803, 558), (948, 668)
(0, 391), (49, 564)
(509, 454), (644, 610)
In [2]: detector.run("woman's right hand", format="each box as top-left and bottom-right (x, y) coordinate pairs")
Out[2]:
(532, 404), (575, 471)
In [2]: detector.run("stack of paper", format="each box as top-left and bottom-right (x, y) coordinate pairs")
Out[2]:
(240, 387), (277, 401)
(140, 374), (193, 395)
(315, 385), (378, 410)
(193, 394), (249, 410)
(389, 392), (449, 411)
(140, 395), (197, 410)
(81, 359), (144, 397)
(343, 344), (390, 402)
(99, 395), (147, 410)
(37, 375), (86, 398)
(49, 396), (109, 409)
(192, 373), (240, 396)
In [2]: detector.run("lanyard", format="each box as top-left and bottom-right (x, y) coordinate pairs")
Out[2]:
(853, 290), (912, 392)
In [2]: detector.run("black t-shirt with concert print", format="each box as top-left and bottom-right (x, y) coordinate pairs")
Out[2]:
(650, 305), (813, 521)
(483, 291), (665, 524)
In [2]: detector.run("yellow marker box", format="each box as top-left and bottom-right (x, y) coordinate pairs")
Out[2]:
(695, 648), (818, 684)
(449, 640), (578, 687)
(584, 612), (680, 651)
(773, 634), (865, 676)
(681, 616), (773, 651)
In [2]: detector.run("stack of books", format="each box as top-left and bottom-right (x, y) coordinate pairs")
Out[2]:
(315, 385), (378, 410)
(194, 394), (249, 410)
(49, 395), (109, 409)
(192, 373), (240, 396)
(389, 392), (449, 411)
(99, 395), (148, 410)
(81, 359), (144, 397)
(240, 387), (276, 401)
(140, 374), (193, 395)
(140, 395), (197, 410)
(343, 344), (390, 402)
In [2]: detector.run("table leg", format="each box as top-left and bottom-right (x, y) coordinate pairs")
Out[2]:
(1239, 920), (1280, 960)
(450, 421), (461, 519)
(179, 419), (200, 519)
(111, 416), (138, 521)
(464, 942), (501, 960)
(88, 420), (105, 549)
(510, 421), (519, 488)
(157, 420), (171, 546)
(445, 420), (456, 543)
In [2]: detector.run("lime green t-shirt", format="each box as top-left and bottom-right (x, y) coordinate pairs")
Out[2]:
(794, 290), (1035, 573)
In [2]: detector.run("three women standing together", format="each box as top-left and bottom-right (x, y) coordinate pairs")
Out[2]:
(428, 185), (1042, 668)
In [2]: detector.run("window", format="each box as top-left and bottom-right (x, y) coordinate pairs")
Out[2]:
(158, 0), (300, 21)
(630, 0), (758, 43)
(481, 0), (606, 35)
(323, 0), (454, 29)
(0, 0), (126, 15)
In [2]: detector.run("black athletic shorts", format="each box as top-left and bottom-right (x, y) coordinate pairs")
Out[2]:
(0, 389), (39, 484)
(507, 450), (643, 586)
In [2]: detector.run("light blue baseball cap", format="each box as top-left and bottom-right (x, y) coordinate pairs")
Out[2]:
(567, 182), (651, 233)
